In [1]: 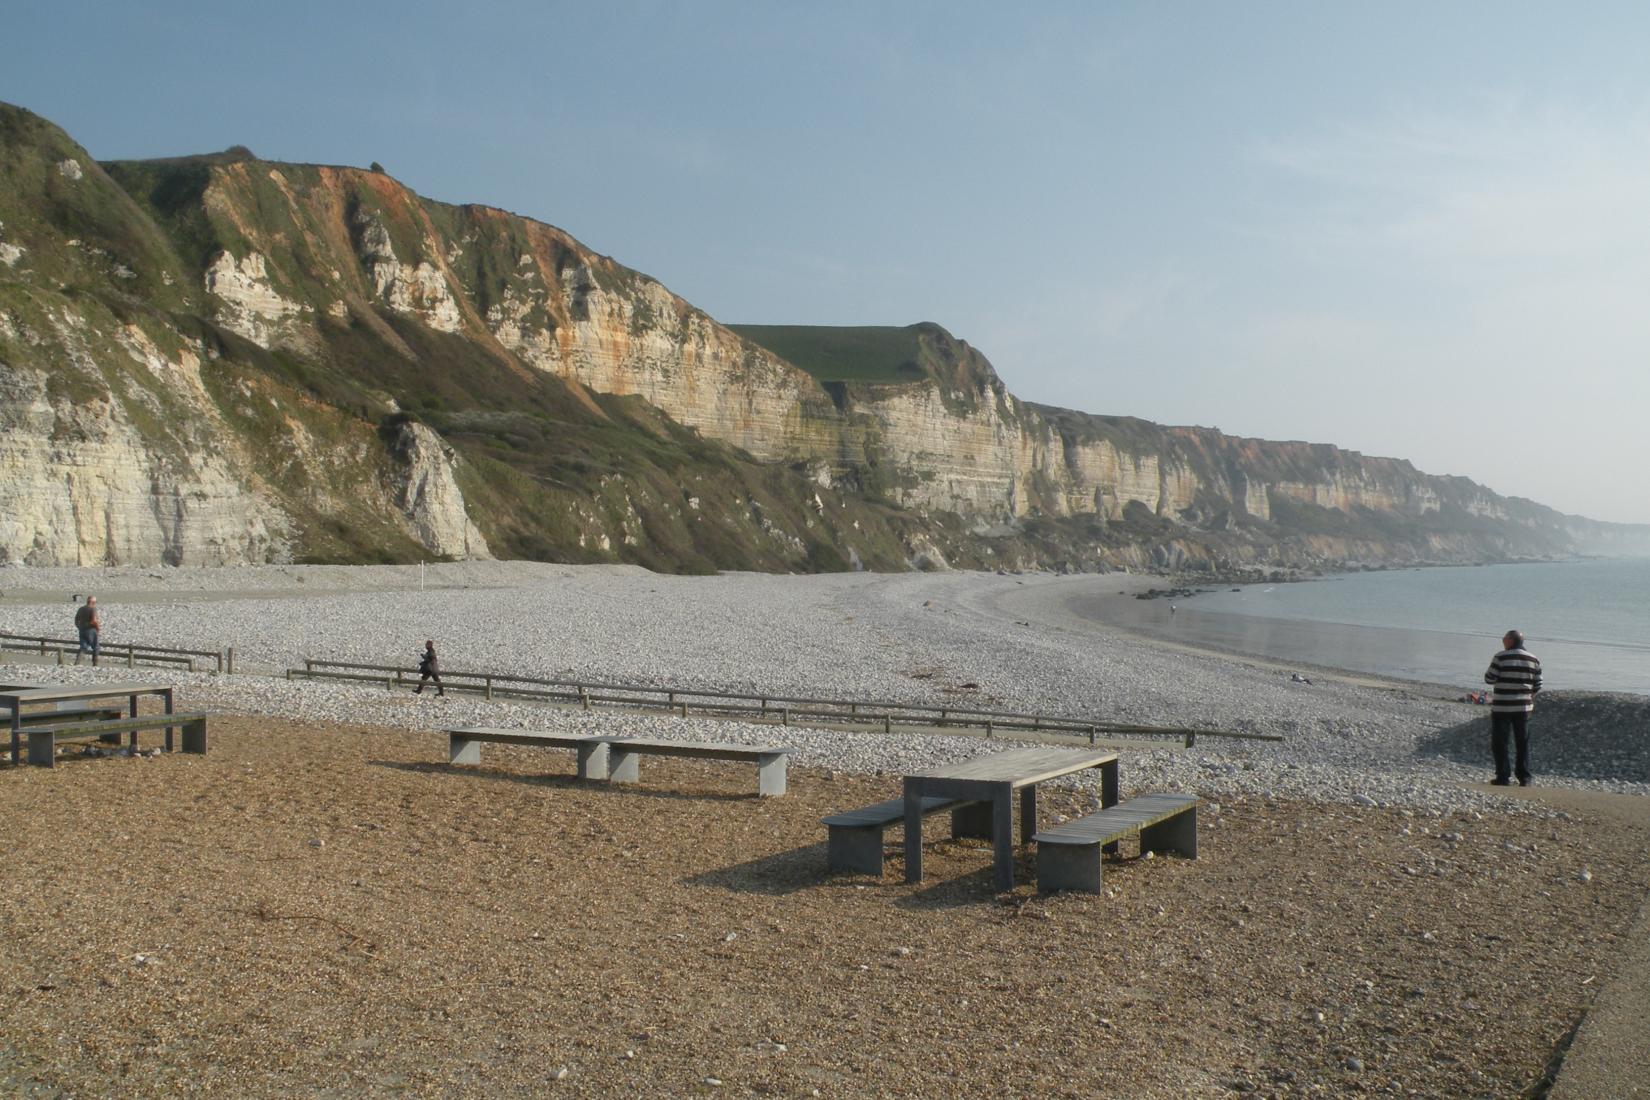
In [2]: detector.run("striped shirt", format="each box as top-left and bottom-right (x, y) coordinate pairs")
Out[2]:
(1484, 647), (1542, 713)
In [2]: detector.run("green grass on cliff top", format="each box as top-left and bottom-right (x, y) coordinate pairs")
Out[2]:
(729, 324), (927, 383)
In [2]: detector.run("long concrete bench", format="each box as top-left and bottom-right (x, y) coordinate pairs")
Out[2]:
(822, 795), (976, 875)
(1033, 793), (1199, 895)
(25, 712), (208, 768)
(445, 727), (612, 779)
(604, 738), (795, 797)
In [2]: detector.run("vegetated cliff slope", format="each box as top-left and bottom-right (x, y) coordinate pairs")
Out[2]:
(0, 103), (941, 571)
(0, 101), (1639, 571)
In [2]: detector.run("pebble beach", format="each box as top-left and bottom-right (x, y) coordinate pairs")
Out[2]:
(3, 561), (1648, 815)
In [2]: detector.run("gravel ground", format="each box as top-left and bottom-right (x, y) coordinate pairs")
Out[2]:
(3, 718), (1647, 1099)
(5, 564), (1650, 1097)
(4, 564), (1648, 817)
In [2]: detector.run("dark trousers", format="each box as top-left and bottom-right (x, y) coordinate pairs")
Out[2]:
(414, 670), (443, 695)
(1490, 710), (1531, 783)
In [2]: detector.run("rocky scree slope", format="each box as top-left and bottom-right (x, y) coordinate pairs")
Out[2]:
(0, 101), (1638, 570)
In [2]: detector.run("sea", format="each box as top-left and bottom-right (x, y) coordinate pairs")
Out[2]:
(1080, 557), (1650, 696)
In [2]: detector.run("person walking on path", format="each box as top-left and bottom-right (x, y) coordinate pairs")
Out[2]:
(413, 639), (444, 697)
(73, 596), (101, 667)
(1485, 629), (1542, 786)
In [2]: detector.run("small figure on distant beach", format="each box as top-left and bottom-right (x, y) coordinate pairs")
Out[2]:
(413, 639), (444, 697)
(73, 595), (100, 666)
(1485, 630), (1542, 786)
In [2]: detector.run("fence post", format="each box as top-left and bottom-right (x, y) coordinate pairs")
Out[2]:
(285, 668), (292, 681)
(580, 687), (590, 711)
(782, 707), (790, 727)
(679, 702), (688, 718)
(56, 649), (64, 667)
(127, 645), (135, 668)
(485, 676), (493, 701)
(1088, 724), (1096, 746)
(759, 697), (767, 716)
(39, 639), (46, 656)
(1184, 730), (1196, 748)
(884, 715), (892, 734)
(227, 647), (235, 675)
(986, 720), (994, 738)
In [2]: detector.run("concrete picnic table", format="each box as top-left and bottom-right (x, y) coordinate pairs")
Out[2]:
(903, 746), (1120, 891)
(3, 681), (177, 766)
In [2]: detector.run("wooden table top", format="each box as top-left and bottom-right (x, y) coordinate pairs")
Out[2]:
(905, 746), (1118, 789)
(0, 682), (174, 705)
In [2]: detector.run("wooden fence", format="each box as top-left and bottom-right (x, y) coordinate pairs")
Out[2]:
(0, 631), (233, 674)
(286, 657), (1281, 747)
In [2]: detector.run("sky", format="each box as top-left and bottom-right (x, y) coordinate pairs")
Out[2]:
(7, 1), (1649, 523)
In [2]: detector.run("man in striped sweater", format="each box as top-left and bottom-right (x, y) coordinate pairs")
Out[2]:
(1484, 630), (1543, 786)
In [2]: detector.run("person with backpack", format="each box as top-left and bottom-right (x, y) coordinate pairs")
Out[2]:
(413, 639), (444, 696)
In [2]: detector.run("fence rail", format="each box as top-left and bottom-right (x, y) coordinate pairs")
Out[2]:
(0, 631), (233, 674)
(287, 657), (1280, 748)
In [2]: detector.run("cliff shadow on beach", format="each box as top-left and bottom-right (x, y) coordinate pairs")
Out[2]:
(1415, 692), (1650, 785)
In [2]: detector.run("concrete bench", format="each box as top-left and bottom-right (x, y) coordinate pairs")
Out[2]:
(8, 705), (126, 725)
(1033, 793), (1199, 895)
(25, 712), (208, 768)
(7, 705), (127, 743)
(604, 738), (795, 797)
(445, 727), (611, 780)
(822, 795), (976, 875)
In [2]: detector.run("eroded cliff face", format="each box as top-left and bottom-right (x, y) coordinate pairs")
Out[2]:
(0, 358), (280, 566)
(1, 101), (1634, 571)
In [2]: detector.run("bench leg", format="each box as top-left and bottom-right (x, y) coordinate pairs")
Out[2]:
(1140, 808), (1197, 859)
(575, 742), (609, 780)
(951, 801), (994, 839)
(1038, 841), (1102, 894)
(448, 734), (481, 766)
(182, 718), (208, 755)
(756, 753), (787, 797)
(608, 748), (640, 784)
(27, 731), (56, 768)
(827, 825), (884, 875)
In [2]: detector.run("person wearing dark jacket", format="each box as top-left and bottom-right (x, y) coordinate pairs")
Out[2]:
(1484, 630), (1542, 786)
(413, 639), (444, 696)
(73, 596), (101, 666)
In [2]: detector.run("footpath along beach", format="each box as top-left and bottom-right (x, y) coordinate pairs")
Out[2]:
(2, 561), (1649, 1097)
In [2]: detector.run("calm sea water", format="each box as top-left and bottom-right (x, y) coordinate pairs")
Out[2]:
(1083, 558), (1650, 695)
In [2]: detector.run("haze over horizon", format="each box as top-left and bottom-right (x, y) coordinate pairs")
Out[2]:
(7, 1), (1647, 524)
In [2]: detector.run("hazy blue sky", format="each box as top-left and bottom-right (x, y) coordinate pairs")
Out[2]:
(7, 2), (1648, 522)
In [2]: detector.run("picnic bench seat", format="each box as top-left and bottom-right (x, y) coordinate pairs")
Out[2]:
(604, 738), (795, 797)
(6, 704), (126, 725)
(1033, 793), (1199, 894)
(24, 712), (209, 768)
(445, 727), (612, 779)
(822, 795), (979, 875)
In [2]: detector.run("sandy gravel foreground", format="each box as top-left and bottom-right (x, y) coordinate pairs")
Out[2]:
(4, 718), (1648, 1098)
